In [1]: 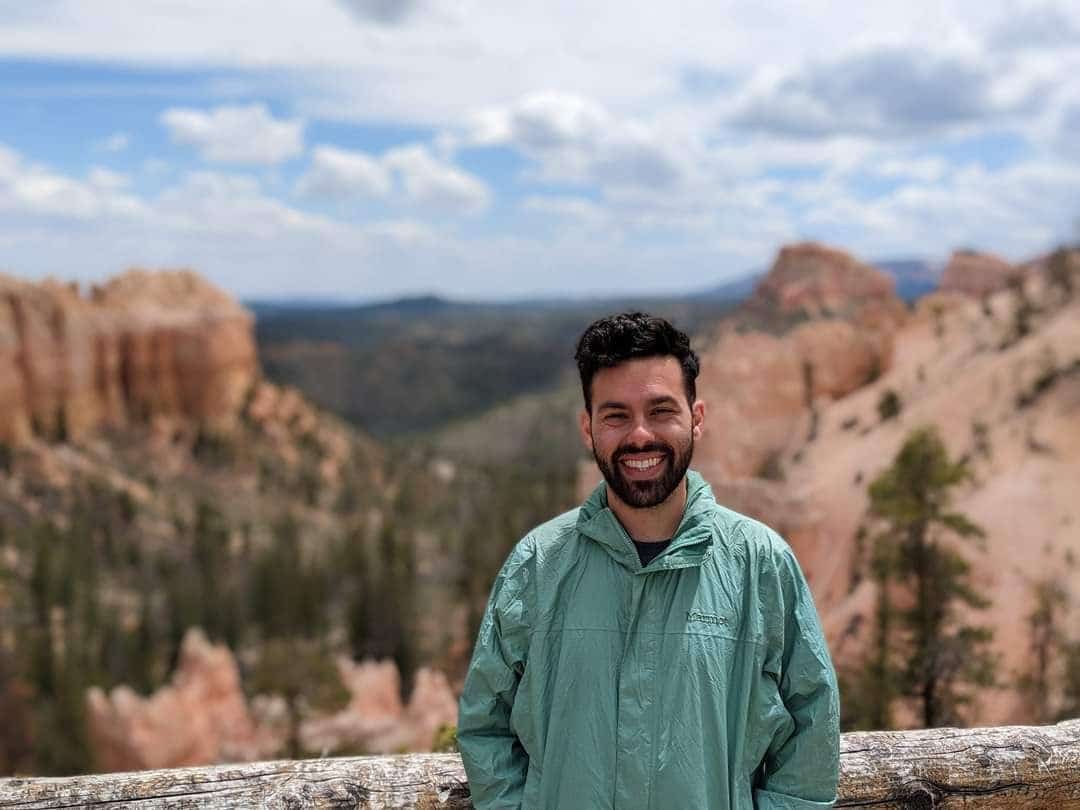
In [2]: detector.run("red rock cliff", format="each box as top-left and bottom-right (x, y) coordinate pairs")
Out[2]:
(749, 241), (902, 318)
(0, 269), (257, 444)
(939, 250), (1019, 297)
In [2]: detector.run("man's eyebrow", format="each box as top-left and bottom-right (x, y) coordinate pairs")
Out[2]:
(596, 395), (680, 412)
(595, 400), (628, 412)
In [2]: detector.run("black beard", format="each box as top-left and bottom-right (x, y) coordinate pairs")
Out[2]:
(593, 434), (693, 509)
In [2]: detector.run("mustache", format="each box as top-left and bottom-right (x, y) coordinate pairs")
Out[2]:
(613, 442), (673, 463)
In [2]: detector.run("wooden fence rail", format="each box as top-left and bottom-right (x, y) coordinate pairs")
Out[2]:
(1, 720), (1078, 808)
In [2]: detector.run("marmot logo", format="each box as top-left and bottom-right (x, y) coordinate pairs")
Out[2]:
(687, 610), (726, 626)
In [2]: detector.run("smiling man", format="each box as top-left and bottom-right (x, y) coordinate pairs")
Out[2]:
(458, 312), (840, 809)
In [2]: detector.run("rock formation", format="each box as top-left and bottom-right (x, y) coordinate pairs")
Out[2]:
(85, 629), (282, 772)
(0, 270), (257, 446)
(748, 241), (904, 320)
(579, 244), (1080, 725)
(86, 630), (459, 771)
(939, 250), (1020, 298)
(300, 658), (458, 755)
(696, 252), (1080, 725)
(692, 243), (907, 480)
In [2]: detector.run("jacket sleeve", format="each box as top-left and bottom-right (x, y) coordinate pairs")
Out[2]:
(756, 541), (841, 810)
(457, 544), (532, 810)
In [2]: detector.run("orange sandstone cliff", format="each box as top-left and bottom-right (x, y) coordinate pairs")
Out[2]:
(0, 269), (257, 445)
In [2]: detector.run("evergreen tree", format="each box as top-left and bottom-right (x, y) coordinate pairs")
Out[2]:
(246, 637), (348, 759)
(1018, 577), (1069, 723)
(862, 426), (996, 728)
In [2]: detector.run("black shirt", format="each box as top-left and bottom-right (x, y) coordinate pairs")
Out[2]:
(632, 538), (672, 567)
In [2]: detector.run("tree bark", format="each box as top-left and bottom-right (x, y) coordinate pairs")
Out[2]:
(1, 720), (1078, 809)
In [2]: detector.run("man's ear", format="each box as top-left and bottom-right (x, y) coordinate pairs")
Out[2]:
(578, 408), (594, 451)
(691, 399), (706, 440)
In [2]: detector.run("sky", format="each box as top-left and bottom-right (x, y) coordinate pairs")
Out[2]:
(0, 1), (1078, 301)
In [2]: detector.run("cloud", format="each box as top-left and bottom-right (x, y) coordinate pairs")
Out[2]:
(95, 132), (131, 153)
(1058, 102), (1080, 160)
(521, 195), (611, 232)
(336, 0), (424, 25)
(990, 3), (1080, 51)
(0, 143), (146, 221)
(296, 145), (392, 198)
(731, 46), (1035, 138)
(160, 103), (303, 164)
(384, 145), (491, 213)
(155, 171), (332, 238)
(296, 143), (489, 214)
(460, 92), (690, 192)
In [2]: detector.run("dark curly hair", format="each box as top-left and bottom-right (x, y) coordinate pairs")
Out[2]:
(574, 312), (700, 412)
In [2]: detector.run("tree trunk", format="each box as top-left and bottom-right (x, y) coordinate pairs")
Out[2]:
(1, 721), (1078, 809)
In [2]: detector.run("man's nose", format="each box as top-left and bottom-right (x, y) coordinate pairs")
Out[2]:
(626, 418), (655, 445)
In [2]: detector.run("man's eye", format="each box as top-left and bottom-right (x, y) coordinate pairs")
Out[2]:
(603, 413), (628, 423)
(652, 408), (676, 416)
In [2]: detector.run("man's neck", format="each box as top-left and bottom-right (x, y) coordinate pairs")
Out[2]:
(607, 478), (688, 542)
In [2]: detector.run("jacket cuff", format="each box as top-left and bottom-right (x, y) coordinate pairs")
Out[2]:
(754, 787), (835, 810)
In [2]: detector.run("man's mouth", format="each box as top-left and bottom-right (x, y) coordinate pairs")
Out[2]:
(622, 456), (664, 471)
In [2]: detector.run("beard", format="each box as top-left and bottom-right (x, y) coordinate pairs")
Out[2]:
(593, 431), (694, 509)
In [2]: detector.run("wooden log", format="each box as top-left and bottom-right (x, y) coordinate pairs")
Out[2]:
(837, 719), (1080, 809)
(0, 754), (471, 809)
(0, 720), (1078, 808)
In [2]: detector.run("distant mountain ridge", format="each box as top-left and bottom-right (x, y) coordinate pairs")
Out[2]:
(247, 256), (938, 321)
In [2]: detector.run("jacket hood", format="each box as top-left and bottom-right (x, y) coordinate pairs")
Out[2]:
(575, 469), (719, 573)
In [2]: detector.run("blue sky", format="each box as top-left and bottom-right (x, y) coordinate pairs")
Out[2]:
(0, 1), (1078, 300)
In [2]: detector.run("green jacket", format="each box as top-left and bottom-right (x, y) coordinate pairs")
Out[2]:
(458, 471), (840, 809)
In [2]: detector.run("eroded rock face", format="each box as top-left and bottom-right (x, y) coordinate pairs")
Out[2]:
(697, 256), (1080, 725)
(749, 241), (903, 319)
(693, 252), (904, 481)
(939, 250), (1019, 298)
(88, 633), (459, 770)
(0, 270), (257, 445)
(300, 659), (458, 755)
(85, 629), (282, 772)
(578, 242), (906, 489)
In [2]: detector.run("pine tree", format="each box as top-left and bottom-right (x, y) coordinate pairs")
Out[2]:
(1018, 576), (1069, 723)
(863, 426), (996, 728)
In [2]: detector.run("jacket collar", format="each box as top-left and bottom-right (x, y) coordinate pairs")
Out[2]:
(576, 470), (718, 573)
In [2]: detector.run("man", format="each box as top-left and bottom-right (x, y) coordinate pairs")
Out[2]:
(458, 312), (840, 809)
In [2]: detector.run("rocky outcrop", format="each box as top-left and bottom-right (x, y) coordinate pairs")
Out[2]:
(696, 254), (1080, 725)
(939, 250), (1020, 298)
(689, 244), (906, 480)
(87, 631), (458, 771)
(86, 629), (283, 772)
(300, 659), (458, 755)
(748, 241), (905, 320)
(0, 270), (257, 445)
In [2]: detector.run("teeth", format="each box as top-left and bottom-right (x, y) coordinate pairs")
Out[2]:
(624, 457), (661, 470)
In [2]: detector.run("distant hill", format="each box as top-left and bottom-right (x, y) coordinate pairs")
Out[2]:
(253, 295), (740, 437)
(874, 259), (941, 301)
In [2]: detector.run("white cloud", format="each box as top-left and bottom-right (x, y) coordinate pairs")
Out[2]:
(383, 145), (491, 213)
(460, 92), (691, 193)
(1057, 102), (1080, 161)
(95, 132), (130, 153)
(0, 144), (146, 221)
(730, 45), (1039, 138)
(798, 159), (1080, 258)
(989, 3), (1080, 51)
(87, 167), (132, 191)
(296, 143), (490, 214)
(0, 144), (448, 297)
(521, 195), (613, 236)
(296, 145), (392, 198)
(160, 103), (304, 164)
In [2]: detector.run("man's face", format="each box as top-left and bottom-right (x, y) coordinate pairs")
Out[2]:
(579, 356), (705, 510)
